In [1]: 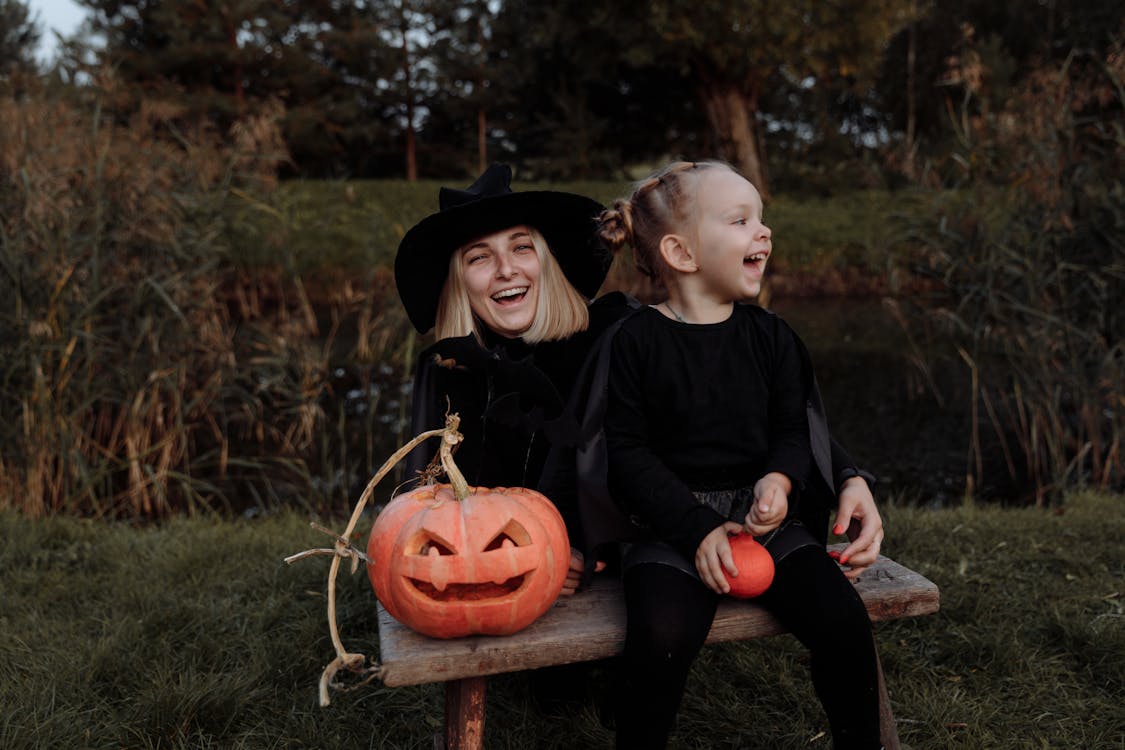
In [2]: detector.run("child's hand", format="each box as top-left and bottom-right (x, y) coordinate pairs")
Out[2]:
(695, 522), (744, 594)
(746, 472), (790, 535)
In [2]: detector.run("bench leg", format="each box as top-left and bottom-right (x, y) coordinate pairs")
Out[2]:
(875, 647), (900, 750)
(440, 676), (486, 750)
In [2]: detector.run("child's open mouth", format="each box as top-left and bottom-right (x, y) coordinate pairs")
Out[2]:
(491, 286), (529, 306)
(744, 252), (768, 269)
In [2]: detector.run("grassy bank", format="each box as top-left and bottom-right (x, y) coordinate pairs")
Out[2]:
(252, 179), (935, 288)
(2, 492), (1121, 748)
(4, 136), (937, 520)
(0, 95), (980, 519)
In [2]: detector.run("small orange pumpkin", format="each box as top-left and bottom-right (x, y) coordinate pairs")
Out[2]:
(723, 533), (774, 599)
(366, 446), (569, 639)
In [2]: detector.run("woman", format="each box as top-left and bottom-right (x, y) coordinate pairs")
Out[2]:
(395, 164), (885, 593)
(396, 164), (633, 592)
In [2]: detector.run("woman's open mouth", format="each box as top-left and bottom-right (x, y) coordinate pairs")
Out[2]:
(491, 286), (529, 306)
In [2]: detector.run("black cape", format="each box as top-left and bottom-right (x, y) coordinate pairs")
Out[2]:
(537, 302), (874, 585)
(404, 295), (873, 586)
(403, 293), (640, 533)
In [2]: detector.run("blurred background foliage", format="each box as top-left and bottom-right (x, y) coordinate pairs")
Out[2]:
(3, 0), (1117, 188)
(1, 0), (1122, 518)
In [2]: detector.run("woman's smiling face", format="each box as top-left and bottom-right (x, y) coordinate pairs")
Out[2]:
(458, 225), (542, 338)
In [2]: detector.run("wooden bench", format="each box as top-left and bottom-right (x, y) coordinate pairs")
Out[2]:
(374, 546), (939, 750)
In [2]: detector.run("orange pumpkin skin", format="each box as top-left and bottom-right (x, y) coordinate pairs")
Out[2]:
(723, 534), (775, 599)
(367, 484), (570, 639)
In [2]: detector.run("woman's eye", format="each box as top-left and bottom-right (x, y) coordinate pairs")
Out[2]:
(466, 253), (487, 265)
(733, 218), (747, 226)
(514, 243), (534, 253)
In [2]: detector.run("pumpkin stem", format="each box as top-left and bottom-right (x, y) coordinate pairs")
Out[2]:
(439, 415), (471, 501)
(285, 412), (466, 705)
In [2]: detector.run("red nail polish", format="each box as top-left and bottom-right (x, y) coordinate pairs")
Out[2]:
(840, 556), (850, 565)
(832, 524), (844, 536)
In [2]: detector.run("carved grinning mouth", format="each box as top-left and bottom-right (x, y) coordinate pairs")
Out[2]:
(408, 575), (527, 601)
(406, 530), (532, 601)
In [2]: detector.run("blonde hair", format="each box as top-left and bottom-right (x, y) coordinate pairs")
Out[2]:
(433, 227), (590, 344)
(596, 160), (736, 280)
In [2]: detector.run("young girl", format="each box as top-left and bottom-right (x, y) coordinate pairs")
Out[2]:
(597, 161), (883, 749)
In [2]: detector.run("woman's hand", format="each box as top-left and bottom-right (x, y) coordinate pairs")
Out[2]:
(695, 522), (744, 595)
(745, 472), (790, 536)
(559, 547), (606, 596)
(828, 476), (885, 580)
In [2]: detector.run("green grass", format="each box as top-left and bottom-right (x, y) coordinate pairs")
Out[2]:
(2, 492), (1122, 748)
(242, 179), (937, 281)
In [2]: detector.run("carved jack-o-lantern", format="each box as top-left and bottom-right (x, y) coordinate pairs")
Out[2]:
(367, 480), (570, 639)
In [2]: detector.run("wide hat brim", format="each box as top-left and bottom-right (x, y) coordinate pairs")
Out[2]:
(395, 190), (609, 333)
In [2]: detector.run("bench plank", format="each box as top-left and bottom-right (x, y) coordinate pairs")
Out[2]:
(376, 550), (939, 688)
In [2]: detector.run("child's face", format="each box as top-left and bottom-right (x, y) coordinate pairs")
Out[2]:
(690, 169), (772, 302)
(458, 225), (542, 338)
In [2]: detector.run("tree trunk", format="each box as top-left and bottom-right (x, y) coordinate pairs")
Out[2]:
(405, 111), (417, 181)
(698, 83), (768, 197)
(904, 9), (917, 180)
(477, 106), (487, 174)
(227, 21), (244, 112)
(1045, 0), (1056, 55)
(399, 2), (417, 181)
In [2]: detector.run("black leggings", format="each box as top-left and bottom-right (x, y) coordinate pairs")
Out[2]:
(615, 545), (881, 749)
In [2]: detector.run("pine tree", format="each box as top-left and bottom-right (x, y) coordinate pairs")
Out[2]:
(78, 0), (400, 177)
(0, 0), (41, 93)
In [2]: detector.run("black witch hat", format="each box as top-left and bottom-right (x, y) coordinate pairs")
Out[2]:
(394, 164), (610, 333)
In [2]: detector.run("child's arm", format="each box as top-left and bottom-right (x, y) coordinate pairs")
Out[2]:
(604, 328), (728, 561)
(745, 317), (812, 532)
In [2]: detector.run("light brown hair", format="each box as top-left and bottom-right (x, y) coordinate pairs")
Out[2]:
(596, 160), (736, 280)
(433, 227), (590, 343)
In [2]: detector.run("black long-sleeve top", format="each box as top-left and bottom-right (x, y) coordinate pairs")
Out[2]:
(405, 295), (871, 570)
(604, 304), (812, 560)
(405, 292), (636, 492)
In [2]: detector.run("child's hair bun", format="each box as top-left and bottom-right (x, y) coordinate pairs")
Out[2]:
(596, 200), (634, 254)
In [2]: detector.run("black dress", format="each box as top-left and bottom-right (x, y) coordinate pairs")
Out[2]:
(406, 296), (873, 570)
(602, 303), (882, 749)
(404, 293), (638, 528)
(604, 304), (812, 559)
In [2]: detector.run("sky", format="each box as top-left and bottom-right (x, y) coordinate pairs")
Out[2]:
(28, 0), (89, 62)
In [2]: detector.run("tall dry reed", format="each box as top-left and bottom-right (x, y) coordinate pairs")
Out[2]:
(900, 37), (1125, 504)
(1, 76), (415, 519)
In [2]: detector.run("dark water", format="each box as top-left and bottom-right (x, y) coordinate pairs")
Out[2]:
(327, 298), (994, 509)
(771, 297), (1010, 506)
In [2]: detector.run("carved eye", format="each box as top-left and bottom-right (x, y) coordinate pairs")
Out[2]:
(416, 536), (454, 556)
(484, 520), (532, 551)
(484, 531), (517, 551)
